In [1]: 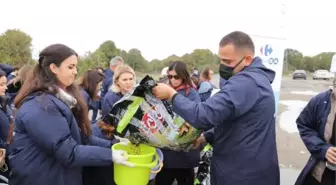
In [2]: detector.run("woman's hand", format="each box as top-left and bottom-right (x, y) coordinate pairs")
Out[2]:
(152, 83), (177, 100)
(325, 147), (336, 164)
(0, 149), (6, 167)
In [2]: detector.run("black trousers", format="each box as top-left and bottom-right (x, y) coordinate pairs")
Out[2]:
(303, 171), (335, 185)
(82, 166), (116, 185)
(155, 167), (195, 185)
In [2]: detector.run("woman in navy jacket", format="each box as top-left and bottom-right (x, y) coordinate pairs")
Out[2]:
(8, 44), (132, 185)
(155, 61), (201, 185)
(79, 69), (105, 122)
(94, 64), (136, 140)
(295, 89), (336, 185)
(0, 69), (13, 184)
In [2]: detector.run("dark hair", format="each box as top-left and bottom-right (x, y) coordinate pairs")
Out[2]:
(219, 31), (255, 54)
(95, 67), (104, 73)
(79, 70), (105, 99)
(0, 69), (6, 78)
(12, 66), (20, 71)
(190, 76), (200, 87)
(201, 67), (212, 81)
(14, 44), (92, 136)
(168, 61), (193, 90)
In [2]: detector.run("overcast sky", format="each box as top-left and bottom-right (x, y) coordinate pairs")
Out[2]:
(0, 0), (335, 61)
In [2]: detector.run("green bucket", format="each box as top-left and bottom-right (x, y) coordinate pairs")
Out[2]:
(112, 143), (159, 185)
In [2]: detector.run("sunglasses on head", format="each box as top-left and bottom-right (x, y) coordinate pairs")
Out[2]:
(167, 75), (180, 80)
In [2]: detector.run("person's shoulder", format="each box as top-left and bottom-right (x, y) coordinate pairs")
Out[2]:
(311, 89), (332, 104)
(19, 93), (64, 118)
(105, 91), (122, 100)
(189, 87), (198, 94)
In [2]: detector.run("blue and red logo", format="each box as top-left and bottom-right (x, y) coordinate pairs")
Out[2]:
(260, 44), (273, 56)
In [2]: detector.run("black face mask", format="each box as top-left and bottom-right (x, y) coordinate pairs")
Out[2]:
(219, 57), (245, 80)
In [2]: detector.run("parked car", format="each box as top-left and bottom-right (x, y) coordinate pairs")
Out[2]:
(292, 70), (307, 80)
(312, 70), (334, 80)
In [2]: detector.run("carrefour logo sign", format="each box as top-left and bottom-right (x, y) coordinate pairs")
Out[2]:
(260, 44), (279, 65)
(260, 44), (273, 56)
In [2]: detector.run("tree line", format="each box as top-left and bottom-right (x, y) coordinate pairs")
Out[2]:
(0, 29), (335, 75)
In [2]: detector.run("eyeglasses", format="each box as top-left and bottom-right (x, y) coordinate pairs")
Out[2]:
(167, 75), (180, 80)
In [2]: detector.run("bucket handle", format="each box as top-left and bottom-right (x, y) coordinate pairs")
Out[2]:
(127, 153), (159, 168)
(151, 161), (163, 174)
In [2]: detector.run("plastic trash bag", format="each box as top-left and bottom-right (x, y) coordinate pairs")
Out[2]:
(103, 75), (201, 152)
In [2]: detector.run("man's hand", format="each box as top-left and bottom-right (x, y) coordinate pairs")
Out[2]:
(152, 83), (177, 100)
(193, 134), (206, 149)
(326, 147), (336, 164)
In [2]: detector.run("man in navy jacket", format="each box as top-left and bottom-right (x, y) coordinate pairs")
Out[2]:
(101, 56), (124, 99)
(153, 31), (280, 185)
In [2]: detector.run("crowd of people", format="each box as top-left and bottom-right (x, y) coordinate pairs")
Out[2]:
(0, 30), (335, 185)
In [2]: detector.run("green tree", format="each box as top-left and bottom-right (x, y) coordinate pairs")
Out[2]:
(126, 48), (148, 72)
(0, 29), (33, 66)
(92, 40), (119, 66)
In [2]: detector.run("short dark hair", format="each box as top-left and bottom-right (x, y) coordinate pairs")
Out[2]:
(0, 69), (6, 78)
(219, 31), (255, 54)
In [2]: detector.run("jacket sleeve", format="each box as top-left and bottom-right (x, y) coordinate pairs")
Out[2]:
(203, 128), (214, 145)
(0, 137), (7, 149)
(172, 74), (260, 129)
(101, 78), (112, 100)
(296, 93), (332, 161)
(21, 102), (113, 167)
(101, 92), (114, 118)
(87, 135), (113, 148)
(0, 113), (10, 150)
(186, 88), (201, 103)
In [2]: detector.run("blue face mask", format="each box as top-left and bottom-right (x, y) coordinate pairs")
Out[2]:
(219, 57), (245, 80)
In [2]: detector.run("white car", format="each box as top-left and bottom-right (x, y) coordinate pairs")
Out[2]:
(312, 70), (334, 80)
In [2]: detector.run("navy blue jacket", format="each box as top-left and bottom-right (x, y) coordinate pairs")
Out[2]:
(162, 87), (201, 168)
(101, 69), (114, 100)
(101, 91), (123, 118)
(295, 90), (333, 185)
(171, 57), (280, 185)
(8, 92), (113, 185)
(0, 101), (13, 181)
(92, 91), (122, 140)
(0, 64), (13, 76)
(0, 103), (12, 150)
(198, 81), (214, 102)
(219, 77), (227, 89)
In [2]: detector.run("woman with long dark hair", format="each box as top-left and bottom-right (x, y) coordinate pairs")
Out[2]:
(8, 44), (132, 185)
(0, 69), (13, 185)
(155, 61), (201, 185)
(78, 69), (105, 117)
